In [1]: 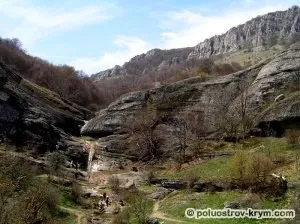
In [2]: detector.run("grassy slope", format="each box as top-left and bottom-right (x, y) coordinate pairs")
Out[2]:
(154, 137), (300, 224)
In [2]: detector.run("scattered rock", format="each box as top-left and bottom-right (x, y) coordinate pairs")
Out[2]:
(161, 179), (188, 189)
(224, 194), (262, 209)
(151, 187), (171, 200)
(147, 218), (160, 224)
(194, 181), (232, 192)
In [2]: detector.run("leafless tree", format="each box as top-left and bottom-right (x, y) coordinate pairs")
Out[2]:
(125, 112), (162, 161)
(184, 111), (206, 157)
(173, 116), (188, 170)
(220, 81), (254, 140)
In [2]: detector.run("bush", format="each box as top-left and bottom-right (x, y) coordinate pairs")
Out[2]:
(108, 175), (121, 193)
(286, 129), (300, 147)
(127, 193), (153, 224)
(112, 207), (131, 224)
(143, 169), (156, 184)
(230, 151), (274, 186)
(20, 184), (59, 223)
(185, 172), (199, 189)
(70, 182), (82, 204)
(48, 152), (66, 176)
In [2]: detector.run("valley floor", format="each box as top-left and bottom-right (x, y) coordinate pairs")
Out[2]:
(1, 136), (299, 224)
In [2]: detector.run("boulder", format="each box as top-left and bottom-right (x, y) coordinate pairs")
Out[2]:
(151, 187), (171, 200)
(224, 194), (262, 209)
(161, 179), (188, 189)
(193, 181), (232, 192)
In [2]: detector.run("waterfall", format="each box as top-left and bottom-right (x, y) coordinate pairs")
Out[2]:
(87, 143), (95, 172)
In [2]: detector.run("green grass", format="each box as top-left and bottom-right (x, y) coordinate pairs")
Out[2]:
(214, 48), (280, 67)
(157, 137), (298, 181)
(55, 212), (77, 224)
(254, 138), (295, 153)
(139, 183), (160, 193)
(154, 137), (300, 223)
(158, 190), (293, 224)
(56, 185), (78, 208)
(158, 157), (231, 181)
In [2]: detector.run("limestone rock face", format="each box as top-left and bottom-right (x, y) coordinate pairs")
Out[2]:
(92, 7), (300, 81)
(188, 6), (300, 59)
(91, 48), (193, 81)
(82, 42), (300, 157)
(0, 61), (92, 153)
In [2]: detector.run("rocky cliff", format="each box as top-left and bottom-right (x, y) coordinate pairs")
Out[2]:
(82, 42), (300, 158)
(91, 48), (193, 81)
(0, 61), (92, 155)
(189, 6), (300, 59)
(92, 6), (300, 81)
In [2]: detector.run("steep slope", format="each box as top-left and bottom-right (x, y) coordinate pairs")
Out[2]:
(189, 5), (300, 59)
(0, 37), (104, 109)
(0, 61), (92, 154)
(81, 42), (300, 158)
(91, 47), (193, 81)
(92, 6), (300, 81)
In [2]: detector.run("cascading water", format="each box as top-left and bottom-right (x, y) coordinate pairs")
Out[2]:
(87, 143), (95, 172)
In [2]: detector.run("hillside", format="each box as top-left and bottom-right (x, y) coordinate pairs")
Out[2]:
(0, 60), (92, 163)
(90, 6), (300, 105)
(81, 42), (300, 159)
(0, 5), (300, 224)
(93, 6), (300, 81)
(0, 38), (104, 109)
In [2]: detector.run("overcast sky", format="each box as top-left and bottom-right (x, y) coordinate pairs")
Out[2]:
(0, 0), (299, 74)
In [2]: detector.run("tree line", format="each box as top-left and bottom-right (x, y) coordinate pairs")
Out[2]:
(0, 37), (104, 110)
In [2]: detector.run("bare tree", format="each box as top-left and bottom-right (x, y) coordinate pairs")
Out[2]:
(173, 116), (188, 170)
(220, 81), (254, 140)
(184, 111), (206, 157)
(125, 112), (162, 161)
(238, 84), (252, 139)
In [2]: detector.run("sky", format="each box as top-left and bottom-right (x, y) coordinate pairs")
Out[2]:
(0, 0), (299, 75)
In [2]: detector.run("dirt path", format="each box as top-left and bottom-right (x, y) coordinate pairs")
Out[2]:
(60, 206), (86, 224)
(152, 200), (190, 224)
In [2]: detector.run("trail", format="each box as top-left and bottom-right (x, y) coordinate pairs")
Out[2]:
(152, 200), (190, 224)
(60, 206), (86, 224)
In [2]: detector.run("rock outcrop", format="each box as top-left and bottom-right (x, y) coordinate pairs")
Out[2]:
(92, 6), (300, 81)
(82, 42), (300, 157)
(0, 61), (92, 155)
(91, 48), (193, 81)
(189, 6), (300, 59)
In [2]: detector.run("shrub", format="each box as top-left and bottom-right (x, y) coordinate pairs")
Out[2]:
(143, 169), (156, 184)
(48, 152), (66, 176)
(230, 151), (274, 186)
(185, 172), (199, 189)
(70, 182), (82, 204)
(285, 129), (300, 147)
(108, 175), (121, 193)
(127, 193), (153, 224)
(112, 207), (131, 224)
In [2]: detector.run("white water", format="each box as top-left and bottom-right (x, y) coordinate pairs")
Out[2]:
(87, 143), (95, 172)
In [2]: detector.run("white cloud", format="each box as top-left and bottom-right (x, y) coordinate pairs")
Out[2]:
(69, 36), (152, 74)
(159, 3), (298, 49)
(70, 2), (299, 74)
(0, 0), (114, 48)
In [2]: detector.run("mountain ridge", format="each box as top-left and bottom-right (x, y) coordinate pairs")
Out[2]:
(92, 6), (300, 81)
